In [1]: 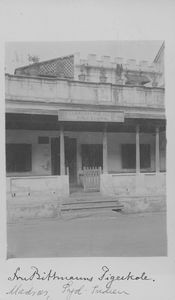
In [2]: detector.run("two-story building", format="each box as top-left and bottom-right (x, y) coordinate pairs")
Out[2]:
(5, 44), (166, 208)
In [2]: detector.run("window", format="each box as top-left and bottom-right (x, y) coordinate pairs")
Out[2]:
(140, 144), (151, 168)
(122, 144), (136, 169)
(6, 144), (32, 172)
(122, 144), (151, 169)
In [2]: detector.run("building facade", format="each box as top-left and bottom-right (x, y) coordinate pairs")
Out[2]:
(5, 44), (166, 204)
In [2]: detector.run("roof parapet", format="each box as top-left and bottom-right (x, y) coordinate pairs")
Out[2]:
(76, 54), (159, 73)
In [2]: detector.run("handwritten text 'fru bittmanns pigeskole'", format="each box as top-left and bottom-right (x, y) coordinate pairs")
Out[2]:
(6, 265), (156, 300)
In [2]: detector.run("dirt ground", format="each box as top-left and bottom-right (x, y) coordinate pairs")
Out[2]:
(7, 211), (167, 258)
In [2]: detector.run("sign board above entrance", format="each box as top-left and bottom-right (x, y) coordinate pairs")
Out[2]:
(58, 110), (124, 122)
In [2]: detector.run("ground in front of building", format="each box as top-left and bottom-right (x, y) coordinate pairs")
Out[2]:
(7, 211), (167, 257)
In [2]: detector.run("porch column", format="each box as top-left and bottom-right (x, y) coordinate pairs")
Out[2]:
(103, 124), (108, 173)
(60, 123), (65, 175)
(136, 124), (140, 173)
(155, 126), (160, 173)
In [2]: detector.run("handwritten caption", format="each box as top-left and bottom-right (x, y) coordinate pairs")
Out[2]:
(6, 265), (155, 299)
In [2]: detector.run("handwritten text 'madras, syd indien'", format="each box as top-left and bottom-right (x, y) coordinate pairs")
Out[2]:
(7, 265), (156, 299)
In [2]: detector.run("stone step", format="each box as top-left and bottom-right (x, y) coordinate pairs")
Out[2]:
(69, 193), (118, 201)
(62, 203), (123, 211)
(68, 197), (118, 202)
(61, 205), (122, 215)
(61, 196), (123, 211)
(63, 198), (120, 205)
(61, 208), (122, 218)
(62, 192), (123, 213)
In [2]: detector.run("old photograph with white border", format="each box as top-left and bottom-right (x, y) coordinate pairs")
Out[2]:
(5, 41), (167, 258)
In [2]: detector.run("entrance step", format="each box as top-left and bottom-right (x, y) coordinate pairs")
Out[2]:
(61, 192), (123, 214)
(60, 209), (121, 220)
(62, 203), (123, 211)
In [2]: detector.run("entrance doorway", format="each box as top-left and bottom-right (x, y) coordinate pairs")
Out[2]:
(81, 144), (103, 192)
(51, 137), (77, 184)
(65, 137), (77, 184)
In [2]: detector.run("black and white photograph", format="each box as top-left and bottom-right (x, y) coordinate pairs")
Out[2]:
(5, 40), (167, 258)
(1, 1), (175, 300)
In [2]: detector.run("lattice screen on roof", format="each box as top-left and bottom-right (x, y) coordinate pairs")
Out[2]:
(38, 55), (74, 78)
(39, 60), (57, 76)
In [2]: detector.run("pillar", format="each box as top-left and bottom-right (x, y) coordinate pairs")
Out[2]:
(155, 127), (160, 173)
(103, 124), (108, 173)
(77, 140), (81, 184)
(136, 124), (140, 173)
(60, 123), (65, 175)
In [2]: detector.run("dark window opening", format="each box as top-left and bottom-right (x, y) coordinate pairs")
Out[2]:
(122, 144), (136, 169)
(6, 144), (32, 172)
(140, 144), (151, 168)
(122, 144), (151, 169)
(81, 144), (103, 168)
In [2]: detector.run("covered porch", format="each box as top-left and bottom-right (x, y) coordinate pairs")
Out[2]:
(6, 111), (166, 198)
